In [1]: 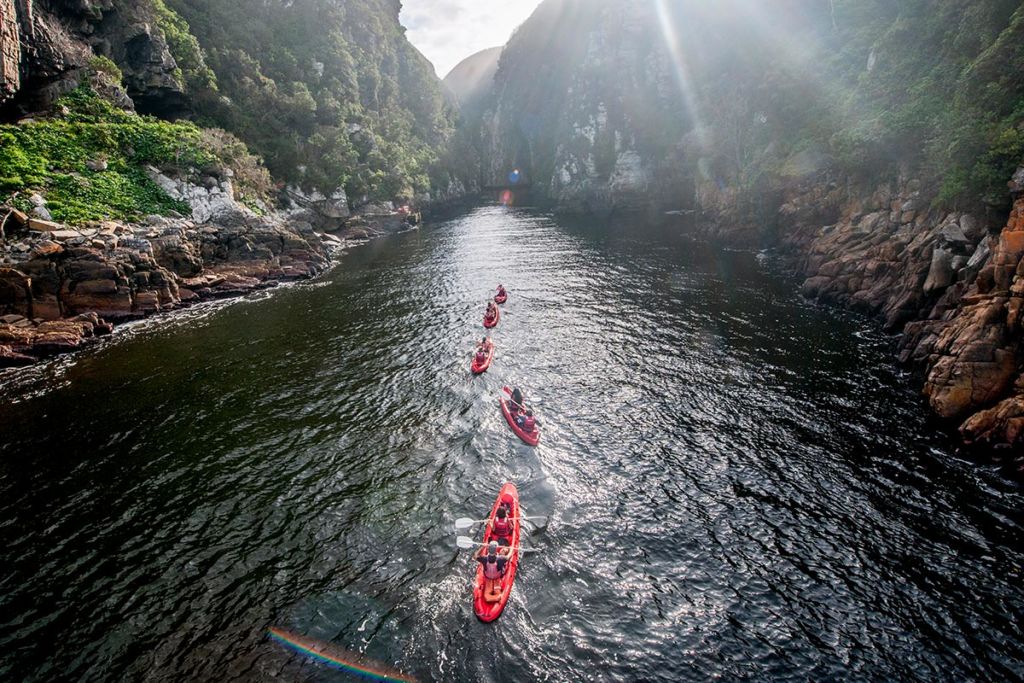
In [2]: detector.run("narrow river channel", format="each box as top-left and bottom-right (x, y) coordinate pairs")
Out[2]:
(1, 205), (1022, 681)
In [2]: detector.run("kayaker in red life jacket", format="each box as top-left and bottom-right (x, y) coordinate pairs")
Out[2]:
(485, 301), (497, 320)
(475, 337), (489, 364)
(496, 284), (506, 298)
(491, 506), (513, 540)
(522, 410), (537, 433)
(474, 540), (509, 602)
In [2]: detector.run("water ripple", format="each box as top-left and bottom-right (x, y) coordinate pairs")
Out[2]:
(0, 206), (1022, 681)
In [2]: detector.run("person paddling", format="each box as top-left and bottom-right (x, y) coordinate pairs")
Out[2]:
(496, 284), (507, 299)
(475, 337), (490, 365)
(485, 301), (498, 321)
(522, 409), (537, 434)
(474, 540), (508, 602)
(490, 505), (514, 540)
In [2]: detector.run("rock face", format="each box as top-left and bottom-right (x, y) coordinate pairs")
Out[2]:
(0, 312), (111, 367)
(283, 185), (351, 230)
(106, 10), (190, 118)
(477, 0), (691, 214)
(905, 178), (1024, 448)
(0, 0), (22, 104)
(775, 177), (988, 331)
(0, 0), (187, 118)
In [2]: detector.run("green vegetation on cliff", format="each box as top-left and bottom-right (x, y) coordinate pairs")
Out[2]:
(810, 0), (1024, 207)
(693, 0), (1024, 209)
(0, 86), (265, 223)
(479, 0), (1024, 212)
(163, 0), (455, 201)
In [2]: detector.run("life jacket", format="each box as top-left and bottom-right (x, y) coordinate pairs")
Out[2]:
(475, 350), (486, 363)
(493, 515), (512, 537)
(482, 554), (504, 579)
(523, 416), (536, 432)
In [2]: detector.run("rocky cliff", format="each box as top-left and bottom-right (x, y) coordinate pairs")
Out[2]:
(470, 0), (693, 212)
(0, 0), (189, 117)
(1, 0), (23, 102)
(467, 0), (1024, 451)
(0, 0), (449, 368)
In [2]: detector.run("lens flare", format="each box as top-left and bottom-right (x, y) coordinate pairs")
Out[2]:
(268, 628), (416, 682)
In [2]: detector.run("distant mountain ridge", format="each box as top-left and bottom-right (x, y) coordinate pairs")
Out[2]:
(443, 46), (502, 110)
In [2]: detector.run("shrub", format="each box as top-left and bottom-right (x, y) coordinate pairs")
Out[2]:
(88, 55), (123, 84)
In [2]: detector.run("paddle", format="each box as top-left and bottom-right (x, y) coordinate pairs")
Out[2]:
(502, 388), (542, 427)
(454, 515), (548, 531)
(456, 536), (540, 553)
(502, 386), (528, 410)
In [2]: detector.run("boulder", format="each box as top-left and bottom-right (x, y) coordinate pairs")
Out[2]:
(31, 241), (64, 258)
(923, 246), (955, 293)
(3, 207), (29, 228)
(28, 218), (64, 232)
(49, 230), (84, 242)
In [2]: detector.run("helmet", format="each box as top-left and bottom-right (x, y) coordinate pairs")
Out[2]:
(488, 540), (498, 556)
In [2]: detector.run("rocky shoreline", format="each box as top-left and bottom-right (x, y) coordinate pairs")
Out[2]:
(696, 164), (1024, 454)
(0, 172), (419, 370)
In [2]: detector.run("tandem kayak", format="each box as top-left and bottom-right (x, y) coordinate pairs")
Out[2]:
(483, 306), (500, 328)
(473, 482), (521, 622)
(495, 291), (507, 304)
(500, 386), (540, 446)
(471, 340), (495, 374)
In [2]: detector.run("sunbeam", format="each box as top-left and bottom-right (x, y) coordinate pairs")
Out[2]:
(652, 0), (706, 139)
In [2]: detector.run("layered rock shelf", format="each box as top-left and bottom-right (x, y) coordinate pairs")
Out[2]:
(0, 170), (419, 369)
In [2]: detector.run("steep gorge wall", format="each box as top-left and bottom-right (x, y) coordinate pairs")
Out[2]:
(471, 0), (1024, 449)
(474, 0), (696, 212)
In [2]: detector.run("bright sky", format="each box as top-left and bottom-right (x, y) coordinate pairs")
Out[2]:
(400, 0), (545, 78)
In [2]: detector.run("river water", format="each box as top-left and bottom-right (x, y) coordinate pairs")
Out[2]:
(1, 205), (1022, 681)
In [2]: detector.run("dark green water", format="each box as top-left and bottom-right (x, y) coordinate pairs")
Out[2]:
(1, 206), (1022, 681)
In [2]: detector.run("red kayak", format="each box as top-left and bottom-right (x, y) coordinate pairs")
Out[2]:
(495, 291), (507, 304)
(471, 339), (495, 374)
(500, 386), (540, 446)
(473, 483), (521, 622)
(483, 306), (500, 328)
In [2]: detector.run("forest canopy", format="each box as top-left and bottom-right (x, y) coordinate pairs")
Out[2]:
(163, 0), (456, 202)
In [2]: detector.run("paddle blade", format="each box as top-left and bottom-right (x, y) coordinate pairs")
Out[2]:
(456, 536), (477, 550)
(454, 517), (477, 531)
